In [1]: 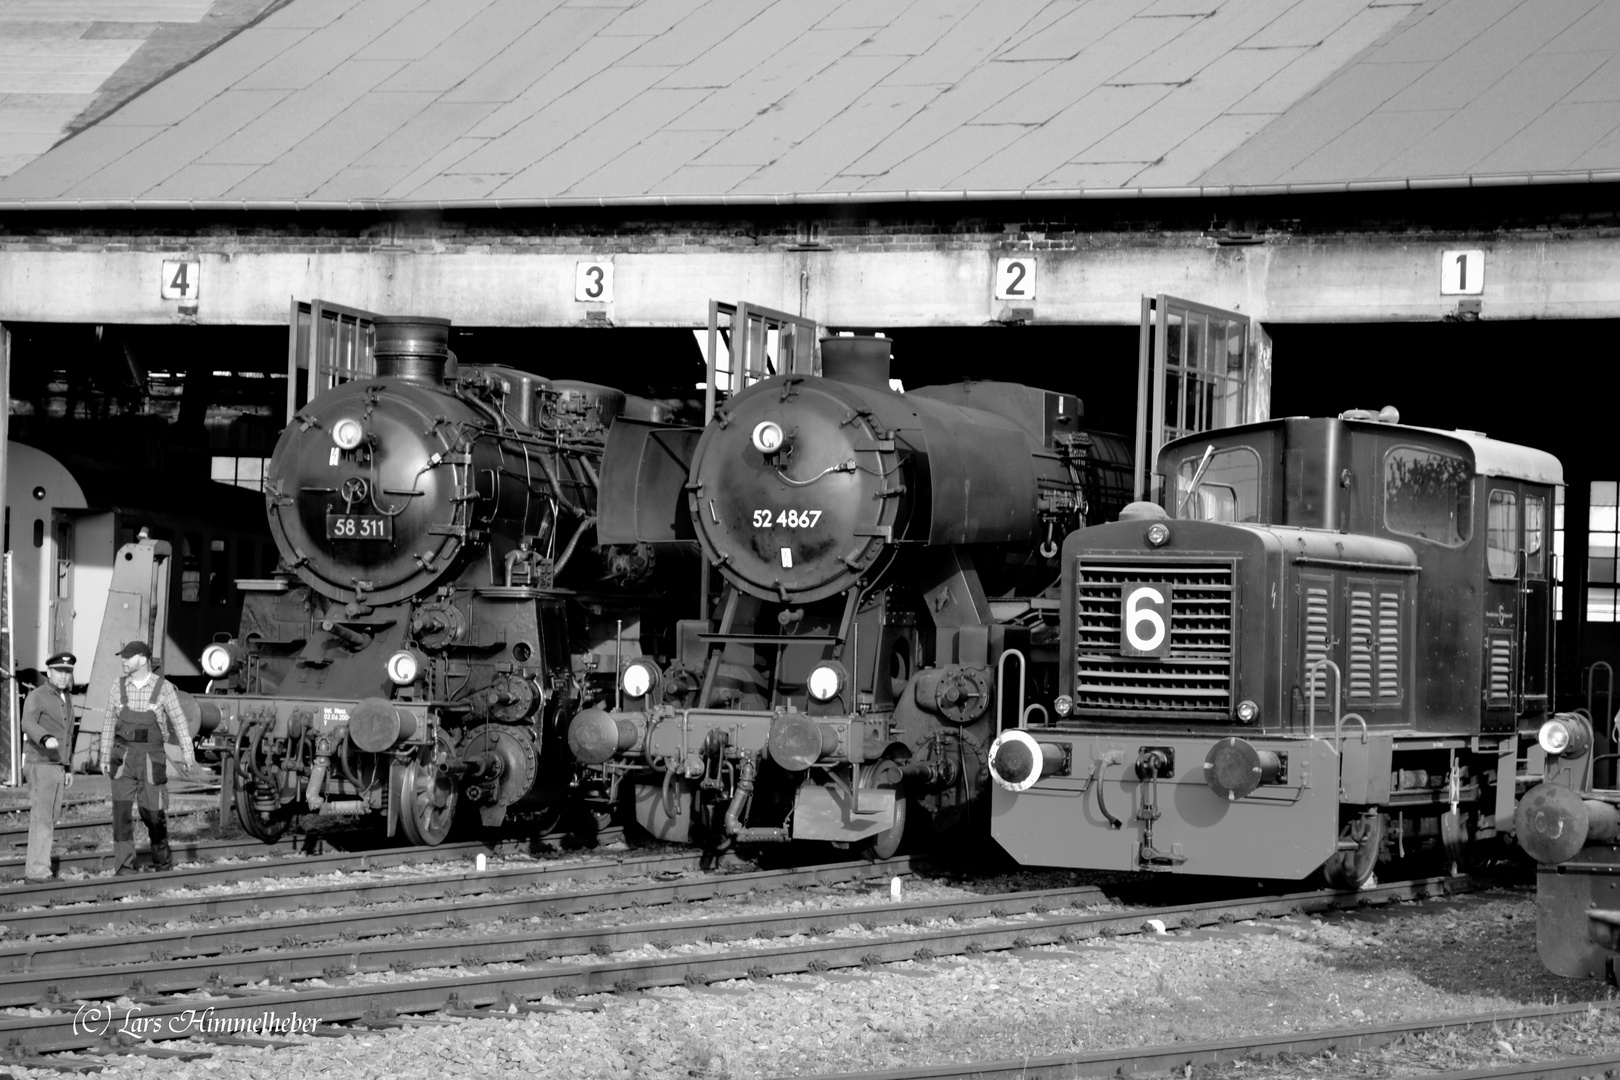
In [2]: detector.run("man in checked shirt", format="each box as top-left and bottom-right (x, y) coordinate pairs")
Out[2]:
(89, 640), (199, 874)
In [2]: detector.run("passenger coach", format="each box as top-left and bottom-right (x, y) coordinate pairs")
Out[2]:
(988, 411), (1561, 886)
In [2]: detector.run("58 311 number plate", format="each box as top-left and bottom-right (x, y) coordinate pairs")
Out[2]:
(326, 513), (391, 540)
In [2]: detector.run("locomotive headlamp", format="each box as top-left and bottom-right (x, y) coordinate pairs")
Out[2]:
(1538, 713), (1593, 758)
(1053, 694), (1073, 718)
(200, 641), (246, 679)
(386, 649), (425, 686)
(1146, 523), (1170, 547)
(807, 663), (844, 702)
(1236, 699), (1260, 724)
(621, 660), (660, 700)
(751, 420), (786, 455)
(331, 417), (366, 451)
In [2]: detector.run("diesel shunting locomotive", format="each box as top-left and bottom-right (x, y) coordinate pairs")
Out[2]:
(199, 316), (673, 845)
(987, 411), (1561, 886)
(566, 336), (1119, 855)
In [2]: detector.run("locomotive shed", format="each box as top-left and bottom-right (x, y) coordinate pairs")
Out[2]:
(3, 0), (1620, 1076)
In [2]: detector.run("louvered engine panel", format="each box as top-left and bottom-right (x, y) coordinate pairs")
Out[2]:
(1346, 579), (1403, 706)
(1486, 632), (1514, 708)
(1301, 576), (1332, 703)
(1073, 560), (1235, 719)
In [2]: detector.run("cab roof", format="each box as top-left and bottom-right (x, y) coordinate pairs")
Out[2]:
(1161, 416), (1564, 487)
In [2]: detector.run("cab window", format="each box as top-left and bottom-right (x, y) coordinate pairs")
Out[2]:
(1487, 490), (1518, 577)
(1384, 446), (1473, 546)
(1524, 494), (1546, 579)
(1173, 446), (1261, 522)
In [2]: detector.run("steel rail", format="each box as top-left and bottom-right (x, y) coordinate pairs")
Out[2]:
(0, 835), (521, 900)
(764, 1000), (1620, 1080)
(0, 825), (589, 882)
(0, 805), (214, 849)
(0, 875), (1466, 1054)
(0, 859), (944, 1003)
(0, 857), (922, 975)
(0, 844), (694, 936)
(1416, 1054), (1620, 1079)
(0, 828), (381, 881)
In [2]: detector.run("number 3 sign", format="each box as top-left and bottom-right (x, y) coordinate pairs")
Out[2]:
(575, 261), (613, 303)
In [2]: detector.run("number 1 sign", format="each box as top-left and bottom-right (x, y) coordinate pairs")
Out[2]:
(1440, 250), (1484, 296)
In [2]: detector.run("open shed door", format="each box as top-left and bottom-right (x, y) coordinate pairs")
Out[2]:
(703, 300), (820, 421)
(285, 299), (378, 424)
(1135, 295), (1272, 502)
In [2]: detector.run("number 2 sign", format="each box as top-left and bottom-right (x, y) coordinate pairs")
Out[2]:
(1440, 250), (1484, 296)
(995, 257), (1035, 300)
(575, 261), (613, 303)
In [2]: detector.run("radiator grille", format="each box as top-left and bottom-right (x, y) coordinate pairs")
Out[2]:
(1073, 560), (1235, 718)
(1303, 582), (1331, 702)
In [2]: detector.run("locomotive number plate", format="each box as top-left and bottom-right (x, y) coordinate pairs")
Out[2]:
(1120, 582), (1173, 658)
(326, 513), (392, 540)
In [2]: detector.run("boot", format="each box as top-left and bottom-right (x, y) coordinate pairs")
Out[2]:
(141, 804), (172, 872)
(110, 799), (138, 875)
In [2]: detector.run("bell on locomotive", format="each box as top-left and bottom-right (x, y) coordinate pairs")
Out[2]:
(198, 314), (656, 846)
(568, 332), (1094, 856)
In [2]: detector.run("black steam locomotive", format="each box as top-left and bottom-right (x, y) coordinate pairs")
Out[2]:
(200, 316), (670, 844)
(988, 412), (1562, 885)
(566, 336), (1110, 855)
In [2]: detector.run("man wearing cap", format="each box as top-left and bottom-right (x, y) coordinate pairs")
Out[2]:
(90, 641), (197, 875)
(19, 652), (78, 883)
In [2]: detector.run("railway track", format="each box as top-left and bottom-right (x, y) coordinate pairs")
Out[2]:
(0, 872), (1468, 1057)
(770, 998), (1620, 1079)
(0, 832), (652, 936)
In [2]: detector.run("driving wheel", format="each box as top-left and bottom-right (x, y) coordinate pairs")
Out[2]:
(396, 752), (457, 846)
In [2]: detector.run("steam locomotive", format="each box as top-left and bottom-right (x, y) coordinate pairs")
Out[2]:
(988, 411), (1562, 885)
(566, 336), (1109, 855)
(199, 316), (672, 845)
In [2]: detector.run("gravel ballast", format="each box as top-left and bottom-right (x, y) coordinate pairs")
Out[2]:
(7, 881), (1620, 1080)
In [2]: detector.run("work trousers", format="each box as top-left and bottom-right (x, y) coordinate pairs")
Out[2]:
(111, 764), (171, 873)
(24, 761), (65, 881)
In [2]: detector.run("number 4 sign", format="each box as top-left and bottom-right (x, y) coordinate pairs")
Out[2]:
(995, 257), (1035, 301)
(1440, 250), (1484, 296)
(160, 260), (200, 300)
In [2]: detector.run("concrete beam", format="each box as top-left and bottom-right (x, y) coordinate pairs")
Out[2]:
(3, 233), (1619, 325)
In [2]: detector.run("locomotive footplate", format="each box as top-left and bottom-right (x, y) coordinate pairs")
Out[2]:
(989, 733), (1343, 879)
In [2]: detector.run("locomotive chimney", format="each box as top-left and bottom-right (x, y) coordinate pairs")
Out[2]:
(373, 315), (453, 384)
(819, 336), (892, 390)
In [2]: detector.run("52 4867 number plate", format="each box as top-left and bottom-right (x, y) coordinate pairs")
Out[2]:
(326, 514), (392, 540)
(752, 509), (822, 528)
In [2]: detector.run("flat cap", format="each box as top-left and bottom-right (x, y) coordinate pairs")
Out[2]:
(117, 640), (152, 659)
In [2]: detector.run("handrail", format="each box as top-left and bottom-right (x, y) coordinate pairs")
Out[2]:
(1305, 658), (1342, 741)
(996, 649), (1028, 736)
(1336, 711), (1369, 753)
(1022, 703), (1050, 728)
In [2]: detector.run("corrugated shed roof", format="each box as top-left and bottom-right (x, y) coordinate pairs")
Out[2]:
(4, 0), (1620, 208)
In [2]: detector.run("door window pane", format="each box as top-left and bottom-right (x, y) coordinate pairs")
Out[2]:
(1525, 494), (1545, 579)
(1487, 490), (1518, 577)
